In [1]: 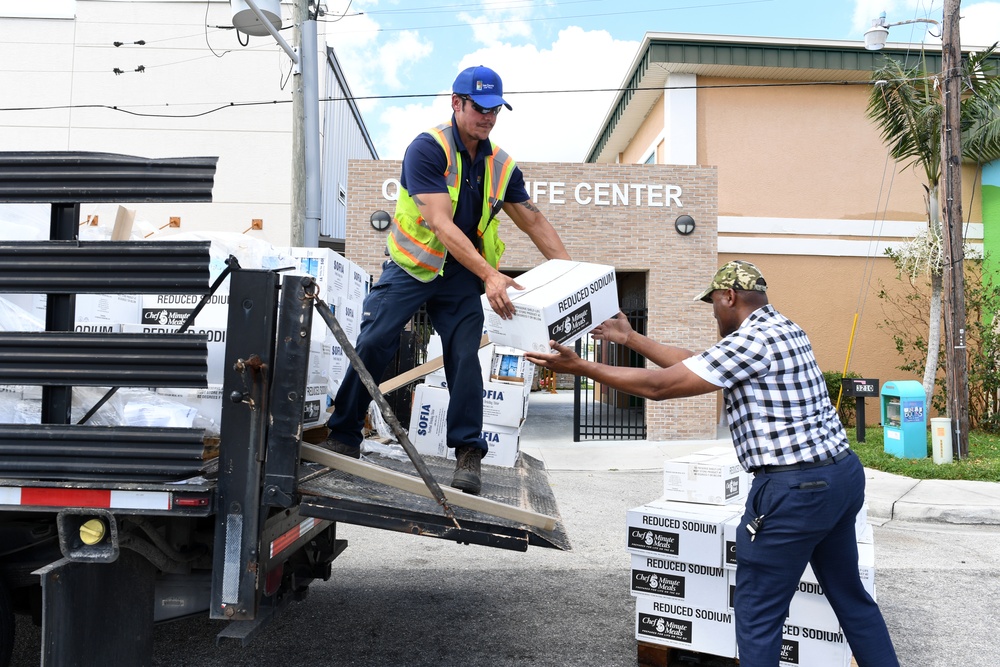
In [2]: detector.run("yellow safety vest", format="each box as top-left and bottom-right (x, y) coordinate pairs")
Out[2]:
(387, 122), (516, 282)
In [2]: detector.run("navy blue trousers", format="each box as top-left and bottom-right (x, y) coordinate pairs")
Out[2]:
(734, 450), (899, 666)
(326, 260), (488, 454)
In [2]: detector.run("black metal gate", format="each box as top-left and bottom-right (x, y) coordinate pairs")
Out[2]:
(381, 305), (433, 430)
(574, 272), (647, 441)
(387, 273), (648, 441)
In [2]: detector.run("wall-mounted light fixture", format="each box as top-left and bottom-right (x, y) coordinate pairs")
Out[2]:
(674, 215), (695, 236)
(370, 210), (391, 231)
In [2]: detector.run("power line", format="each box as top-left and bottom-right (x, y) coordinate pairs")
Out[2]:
(318, 0), (775, 31)
(1, 78), (930, 119)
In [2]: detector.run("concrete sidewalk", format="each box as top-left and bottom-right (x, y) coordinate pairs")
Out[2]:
(518, 391), (1000, 525)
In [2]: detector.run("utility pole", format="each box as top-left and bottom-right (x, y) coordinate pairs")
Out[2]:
(238, 0), (320, 247)
(290, 0), (306, 247)
(290, 0), (321, 247)
(940, 0), (970, 458)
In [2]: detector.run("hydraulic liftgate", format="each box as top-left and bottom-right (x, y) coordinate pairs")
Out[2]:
(211, 269), (569, 626)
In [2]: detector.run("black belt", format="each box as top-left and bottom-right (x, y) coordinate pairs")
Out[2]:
(751, 448), (851, 475)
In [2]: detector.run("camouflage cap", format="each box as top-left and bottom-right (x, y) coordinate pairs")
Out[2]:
(694, 260), (768, 302)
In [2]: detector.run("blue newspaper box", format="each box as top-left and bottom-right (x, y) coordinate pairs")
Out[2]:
(880, 380), (927, 459)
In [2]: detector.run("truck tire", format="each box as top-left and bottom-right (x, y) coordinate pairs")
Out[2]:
(0, 580), (13, 667)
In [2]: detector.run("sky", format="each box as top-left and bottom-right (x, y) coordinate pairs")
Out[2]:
(320, 0), (1000, 162)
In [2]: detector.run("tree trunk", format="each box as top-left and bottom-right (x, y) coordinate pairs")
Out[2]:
(923, 271), (943, 400)
(923, 186), (944, 404)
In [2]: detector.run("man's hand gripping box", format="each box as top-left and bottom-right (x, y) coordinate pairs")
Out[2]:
(481, 260), (619, 353)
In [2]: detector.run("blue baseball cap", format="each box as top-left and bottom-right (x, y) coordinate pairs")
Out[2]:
(452, 66), (513, 110)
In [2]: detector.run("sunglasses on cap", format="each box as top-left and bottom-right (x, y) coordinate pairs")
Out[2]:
(458, 95), (502, 116)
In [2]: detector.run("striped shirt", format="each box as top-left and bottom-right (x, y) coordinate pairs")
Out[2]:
(682, 305), (848, 471)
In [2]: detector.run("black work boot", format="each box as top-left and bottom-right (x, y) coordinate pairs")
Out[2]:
(323, 435), (361, 459)
(452, 446), (484, 495)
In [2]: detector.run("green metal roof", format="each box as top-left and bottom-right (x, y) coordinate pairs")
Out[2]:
(585, 34), (950, 163)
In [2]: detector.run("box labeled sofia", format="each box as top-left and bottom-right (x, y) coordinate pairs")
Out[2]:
(481, 260), (619, 353)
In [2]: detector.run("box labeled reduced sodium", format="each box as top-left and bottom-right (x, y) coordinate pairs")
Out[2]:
(778, 623), (852, 667)
(635, 595), (736, 658)
(630, 554), (729, 612)
(627, 500), (742, 567)
(482, 260), (619, 353)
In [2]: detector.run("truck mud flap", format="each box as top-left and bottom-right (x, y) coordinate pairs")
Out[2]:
(297, 452), (570, 552)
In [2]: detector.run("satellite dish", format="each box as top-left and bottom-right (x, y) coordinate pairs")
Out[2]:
(231, 0), (282, 37)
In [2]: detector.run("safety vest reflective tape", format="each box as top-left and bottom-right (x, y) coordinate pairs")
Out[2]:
(388, 122), (516, 282)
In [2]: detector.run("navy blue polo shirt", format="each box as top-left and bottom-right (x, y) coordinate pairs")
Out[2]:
(400, 117), (529, 242)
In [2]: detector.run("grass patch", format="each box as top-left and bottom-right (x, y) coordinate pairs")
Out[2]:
(848, 427), (1000, 482)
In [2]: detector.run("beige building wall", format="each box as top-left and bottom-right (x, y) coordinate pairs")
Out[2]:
(616, 74), (984, 404)
(346, 159), (722, 440)
(623, 95), (665, 165)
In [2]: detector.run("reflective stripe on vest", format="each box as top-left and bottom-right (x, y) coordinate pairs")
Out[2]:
(388, 122), (516, 281)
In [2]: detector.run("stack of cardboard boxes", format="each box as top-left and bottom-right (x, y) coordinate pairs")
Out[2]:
(0, 241), (370, 437)
(407, 337), (534, 467)
(628, 448), (873, 666)
(143, 245), (371, 432)
(403, 259), (621, 468)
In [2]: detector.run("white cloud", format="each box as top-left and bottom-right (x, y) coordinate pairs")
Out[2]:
(323, 3), (434, 119)
(457, 0), (535, 47)
(959, 3), (1000, 47)
(374, 26), (638, 162)
(374, 30), (434, 88)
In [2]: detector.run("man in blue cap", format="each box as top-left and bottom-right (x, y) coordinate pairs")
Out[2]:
(324, 66), (570, 494)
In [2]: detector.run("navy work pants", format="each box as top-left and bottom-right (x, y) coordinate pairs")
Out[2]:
(326, 260), (488, 454)
(734, 450), (899, 667)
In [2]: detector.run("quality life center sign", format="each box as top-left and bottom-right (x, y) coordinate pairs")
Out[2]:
(379, 177), (685, 209)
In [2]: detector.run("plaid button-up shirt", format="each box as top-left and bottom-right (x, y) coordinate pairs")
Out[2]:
(682, 305), (848, 472)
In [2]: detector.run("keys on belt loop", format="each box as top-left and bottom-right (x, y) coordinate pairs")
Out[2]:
(746, 514), (765, 542)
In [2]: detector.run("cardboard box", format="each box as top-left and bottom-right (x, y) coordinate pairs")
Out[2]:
(723, 507), (869, 571)
(630, 554), (730, 611)
(408, 384), (522, 466)
(141, 292), (228, 328)
(302, 382), (329, 429)
(122, 323), (227, 384)
(635, 595), (736, 658)
(408, 384), (450, 458)
(627, 500), (742, 567)
(425, 333), (496, 388)
(722, 514), (740, 571)
(280, 247), (368, 342)
(482, 259), (619, 353)
(15, 293), (142, 326)
(663, 451), (750, 506)
(489, 346), (532, 385)
(75, 322), (122, 333)
(728, 569), (841, 632)
(446, 422), (521, 467)
(411, 376), (527, 430)
(802, 541), (876, 600)
(155, 385), (225, 428)
(778, 623), (853, 667)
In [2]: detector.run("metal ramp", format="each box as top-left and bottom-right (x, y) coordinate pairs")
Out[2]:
(297, 451), (570, 552)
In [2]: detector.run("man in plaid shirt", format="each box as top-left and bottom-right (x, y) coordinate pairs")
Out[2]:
(526, 260), (898, 667)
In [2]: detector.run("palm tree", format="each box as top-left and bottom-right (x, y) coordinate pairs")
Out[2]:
(867, 45), (1000, 405)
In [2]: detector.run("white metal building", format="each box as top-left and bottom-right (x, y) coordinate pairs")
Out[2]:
(0, 0), (376, 248)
